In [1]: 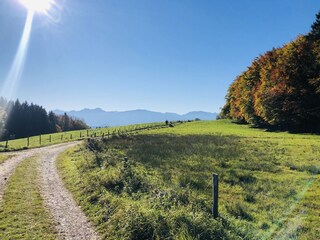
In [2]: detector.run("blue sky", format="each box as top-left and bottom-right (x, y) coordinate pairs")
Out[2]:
(0, 0), (319, 113)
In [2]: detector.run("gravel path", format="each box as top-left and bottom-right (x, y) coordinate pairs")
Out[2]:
(38, 142), (99, 240)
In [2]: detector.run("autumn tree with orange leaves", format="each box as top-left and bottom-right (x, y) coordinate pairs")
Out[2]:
(221, 11), (320, 132)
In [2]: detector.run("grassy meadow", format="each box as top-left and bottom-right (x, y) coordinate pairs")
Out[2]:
(0, 122), (167, 151)
(57, 120), (319, 239)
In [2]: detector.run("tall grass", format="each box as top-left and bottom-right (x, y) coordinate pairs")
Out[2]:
(57, 120), (320, 239)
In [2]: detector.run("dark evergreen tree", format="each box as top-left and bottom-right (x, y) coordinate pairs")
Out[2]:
(308, 11), (320, 41)
(48, 111), (58, 133)
(62, 113), (71, 131)
(2, 99), (88, 140)
(5, 99), (21, 138)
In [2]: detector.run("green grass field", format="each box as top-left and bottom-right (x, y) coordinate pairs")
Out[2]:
(57, 120), (320, 239)
(0, 122), (167, 151)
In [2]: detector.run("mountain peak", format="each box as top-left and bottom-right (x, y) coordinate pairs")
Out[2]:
(53, 109), (217, 127)
(80, 107), (105, 112)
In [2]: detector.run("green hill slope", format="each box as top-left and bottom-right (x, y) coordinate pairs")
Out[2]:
(57, 120), (320, 239)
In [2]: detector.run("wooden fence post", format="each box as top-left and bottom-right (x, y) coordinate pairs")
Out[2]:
(5, 140), (8, 148)
(49, 135), (51, 143)
(39, 135), (42, 145)
(27, 137), (30, 147)
(212, 173), (219, 219)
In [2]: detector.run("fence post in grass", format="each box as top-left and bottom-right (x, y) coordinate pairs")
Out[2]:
(49, 135), (51, 143)
(212, 173), (219, 219)
(39, 135), (42, 145)
(80, 131), (82, 138)
(71, 134), (73, 140)
(61, 134), (63, 141)
(108, 130), (110, 139)
(27, 137), (30, 147)
(5, 140), (8, 148)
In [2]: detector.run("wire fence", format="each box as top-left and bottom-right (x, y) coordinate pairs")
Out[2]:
(0, 121), (184, 151)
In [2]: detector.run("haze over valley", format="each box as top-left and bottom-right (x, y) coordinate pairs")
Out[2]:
(53, 108), (217, 127)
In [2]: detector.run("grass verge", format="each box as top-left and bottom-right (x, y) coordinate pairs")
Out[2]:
(0, 155), (10, 164)
(57, 120), (320, 239)
(0, 157), (57, 239)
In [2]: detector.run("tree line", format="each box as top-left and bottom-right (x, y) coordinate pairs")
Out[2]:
(0, 98), (88, 140)
(220, 11), (320, 133)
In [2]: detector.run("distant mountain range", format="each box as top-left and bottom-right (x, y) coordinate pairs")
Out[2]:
(53, 108), (217, 127)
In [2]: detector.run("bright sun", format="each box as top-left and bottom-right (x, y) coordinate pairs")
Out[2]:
(19, 0), (53, 13)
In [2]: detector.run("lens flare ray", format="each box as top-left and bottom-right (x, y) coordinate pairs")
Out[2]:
(0, 11), (34, 100)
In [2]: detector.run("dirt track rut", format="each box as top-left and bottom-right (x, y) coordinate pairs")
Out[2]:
(38, 142), (99, 240)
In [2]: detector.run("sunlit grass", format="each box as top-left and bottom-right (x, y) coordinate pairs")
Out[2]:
(0, 157), (56, 239)
(148, 119), (320, 139)
(0, 155), (10, 165)
(57, 120), (320, 239)
(0, 122), (167, 151)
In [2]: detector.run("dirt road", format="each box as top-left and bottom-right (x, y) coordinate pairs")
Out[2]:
(0, 142), (99, 240)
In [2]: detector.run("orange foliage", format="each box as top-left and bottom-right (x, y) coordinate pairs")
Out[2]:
(221, 12), (320, 132)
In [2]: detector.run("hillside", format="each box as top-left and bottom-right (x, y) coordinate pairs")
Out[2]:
(221, 12), (320, 132)
(53, 108), (217, 127)
(57, 120), (320, 239)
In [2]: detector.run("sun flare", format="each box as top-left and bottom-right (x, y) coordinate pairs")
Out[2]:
(19, 0), (53, 13)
